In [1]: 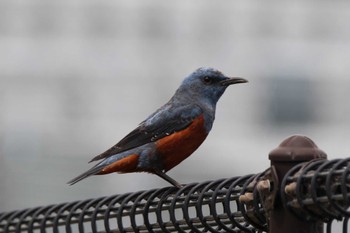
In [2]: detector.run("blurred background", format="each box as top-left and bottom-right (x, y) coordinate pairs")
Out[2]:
(1, 0), (350, 214)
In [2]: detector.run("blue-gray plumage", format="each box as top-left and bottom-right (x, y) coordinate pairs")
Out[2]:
(68, 67), (247, 187)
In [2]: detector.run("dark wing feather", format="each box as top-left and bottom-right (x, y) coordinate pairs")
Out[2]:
(89, 105), (203, 162)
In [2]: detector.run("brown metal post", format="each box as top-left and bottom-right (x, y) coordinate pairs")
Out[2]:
(268, 135), (327, 233)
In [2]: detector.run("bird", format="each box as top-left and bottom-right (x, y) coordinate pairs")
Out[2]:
(68, 67), (247, 188)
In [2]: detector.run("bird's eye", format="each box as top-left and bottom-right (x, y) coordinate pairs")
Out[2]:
(203, 76), (213, 84)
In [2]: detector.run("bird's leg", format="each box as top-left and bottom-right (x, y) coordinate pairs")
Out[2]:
(154, 170), (183, 188)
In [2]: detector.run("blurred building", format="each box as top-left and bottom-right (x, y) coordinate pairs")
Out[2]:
(1, 0), (350, 216)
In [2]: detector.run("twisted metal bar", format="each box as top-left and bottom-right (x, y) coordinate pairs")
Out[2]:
(4, 157), (350, 233)
(0, 175), (263, 233)
(281, 157), (350, 230)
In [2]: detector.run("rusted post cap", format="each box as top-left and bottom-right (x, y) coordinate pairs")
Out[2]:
(269, 135), (327, 162)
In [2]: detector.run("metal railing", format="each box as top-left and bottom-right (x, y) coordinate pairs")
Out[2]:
(0, 176), (260, 233)
(1, 135), (350, 233)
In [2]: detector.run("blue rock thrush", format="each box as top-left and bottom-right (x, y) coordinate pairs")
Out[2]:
(68, 67), (247, 188)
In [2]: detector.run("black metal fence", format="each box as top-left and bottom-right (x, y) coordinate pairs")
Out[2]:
(1, 135), (350, 233)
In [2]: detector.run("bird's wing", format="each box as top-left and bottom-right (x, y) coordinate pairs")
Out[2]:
(89, 104), (203, 162)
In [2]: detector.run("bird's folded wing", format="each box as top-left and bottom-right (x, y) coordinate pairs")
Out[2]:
(89, 104), (203, 162)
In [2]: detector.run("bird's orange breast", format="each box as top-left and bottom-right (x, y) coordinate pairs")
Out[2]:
(155, 114), (208, 172)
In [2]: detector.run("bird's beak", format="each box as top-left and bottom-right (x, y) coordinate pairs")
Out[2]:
(220, 77), (248, 86)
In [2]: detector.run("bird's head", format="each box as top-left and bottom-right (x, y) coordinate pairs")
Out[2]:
(177, 67), (247, 106)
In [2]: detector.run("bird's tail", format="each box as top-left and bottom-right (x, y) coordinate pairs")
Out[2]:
(68, 154), (140, 185)
(67, 164), (104, 185)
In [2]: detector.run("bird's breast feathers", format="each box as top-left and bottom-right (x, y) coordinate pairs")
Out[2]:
(155, 114), (208, 171)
